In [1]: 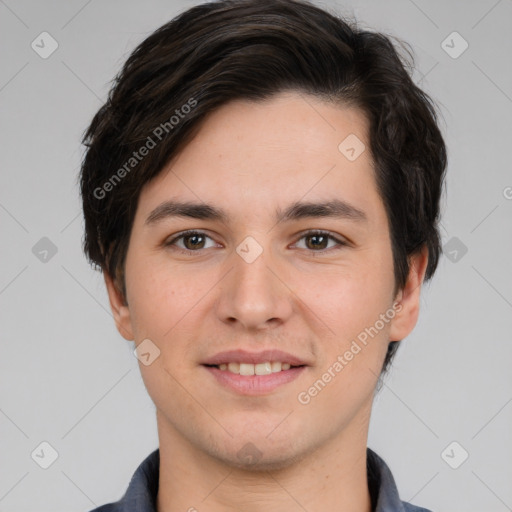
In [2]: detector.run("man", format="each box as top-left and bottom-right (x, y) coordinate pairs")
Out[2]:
(80, 0), (446, 510)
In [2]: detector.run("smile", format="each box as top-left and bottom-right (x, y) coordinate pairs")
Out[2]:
(203, 364), (306, 395)
(214, 361), (295, 375)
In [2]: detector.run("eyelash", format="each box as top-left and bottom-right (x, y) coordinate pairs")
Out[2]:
(164, 229), (348, 256)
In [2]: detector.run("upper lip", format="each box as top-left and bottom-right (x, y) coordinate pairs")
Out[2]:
(202, 349), (309, 366)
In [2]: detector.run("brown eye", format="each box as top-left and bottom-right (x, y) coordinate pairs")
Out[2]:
(305, 233), (329, 250)
(182, 233), (206, 250)
(295, 230), (347, 252)
(165, 230), (217, 253)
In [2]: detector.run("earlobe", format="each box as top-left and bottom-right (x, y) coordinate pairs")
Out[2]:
(388, 246), (429, 342)
(103, 271), (134, 341)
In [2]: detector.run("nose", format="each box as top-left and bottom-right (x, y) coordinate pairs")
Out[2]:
(214, 238), (293, 331)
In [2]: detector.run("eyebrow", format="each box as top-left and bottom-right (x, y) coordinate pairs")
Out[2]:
(145, 198), (368, 226)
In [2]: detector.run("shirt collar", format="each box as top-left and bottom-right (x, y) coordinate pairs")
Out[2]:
(96, 447), (430, 512)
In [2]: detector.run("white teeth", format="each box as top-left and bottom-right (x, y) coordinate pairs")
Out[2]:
(255, 362), (272, 375)
(271, 361), (282, 373)
(239, 363), (255, 376)
(217, 361), (295, 375)
(228, 362), (240, 373)
(271, 361), (283, 373)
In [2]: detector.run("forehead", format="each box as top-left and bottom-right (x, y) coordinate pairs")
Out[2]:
(179, 91), (370, 168)
(136, 91), (385, 228)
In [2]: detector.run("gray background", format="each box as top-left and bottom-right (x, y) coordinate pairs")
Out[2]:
(1, 0), (511, 510)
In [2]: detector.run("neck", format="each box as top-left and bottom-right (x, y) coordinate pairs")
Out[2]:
(156, 410), (373, 512)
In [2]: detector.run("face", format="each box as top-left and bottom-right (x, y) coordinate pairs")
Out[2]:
(106, 91), (427, 470)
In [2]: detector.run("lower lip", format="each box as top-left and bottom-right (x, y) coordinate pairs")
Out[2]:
(203, 365), (306, 395)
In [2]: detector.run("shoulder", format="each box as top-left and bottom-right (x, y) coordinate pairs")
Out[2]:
(367, 447), (434, 512)
(402, 504), (433, 512)
(86, 449), (160, 512)
(88, 505), (122, 512)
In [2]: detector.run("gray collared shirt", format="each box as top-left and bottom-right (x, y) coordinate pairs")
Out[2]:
(89, 448), (433, 512)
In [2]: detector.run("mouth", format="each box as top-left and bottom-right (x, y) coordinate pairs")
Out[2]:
(203, 361), (304, 375)
(201, 349), (309, 395)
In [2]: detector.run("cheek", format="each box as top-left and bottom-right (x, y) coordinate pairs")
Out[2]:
(296, 255), (394, 385)
(299, 272), (392, 416)
(125, 255), (200, 337)
(304, 261), (392, 332)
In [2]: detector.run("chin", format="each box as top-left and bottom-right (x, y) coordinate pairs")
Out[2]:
(223, 450), (308, 472)
(211, 436), (312, 473)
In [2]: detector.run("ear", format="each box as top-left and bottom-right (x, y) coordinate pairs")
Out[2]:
(103, 271), (134, 341)
(389, 245), (429, 342)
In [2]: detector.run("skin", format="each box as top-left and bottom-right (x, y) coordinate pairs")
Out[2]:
(104, 91), (428, 512)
